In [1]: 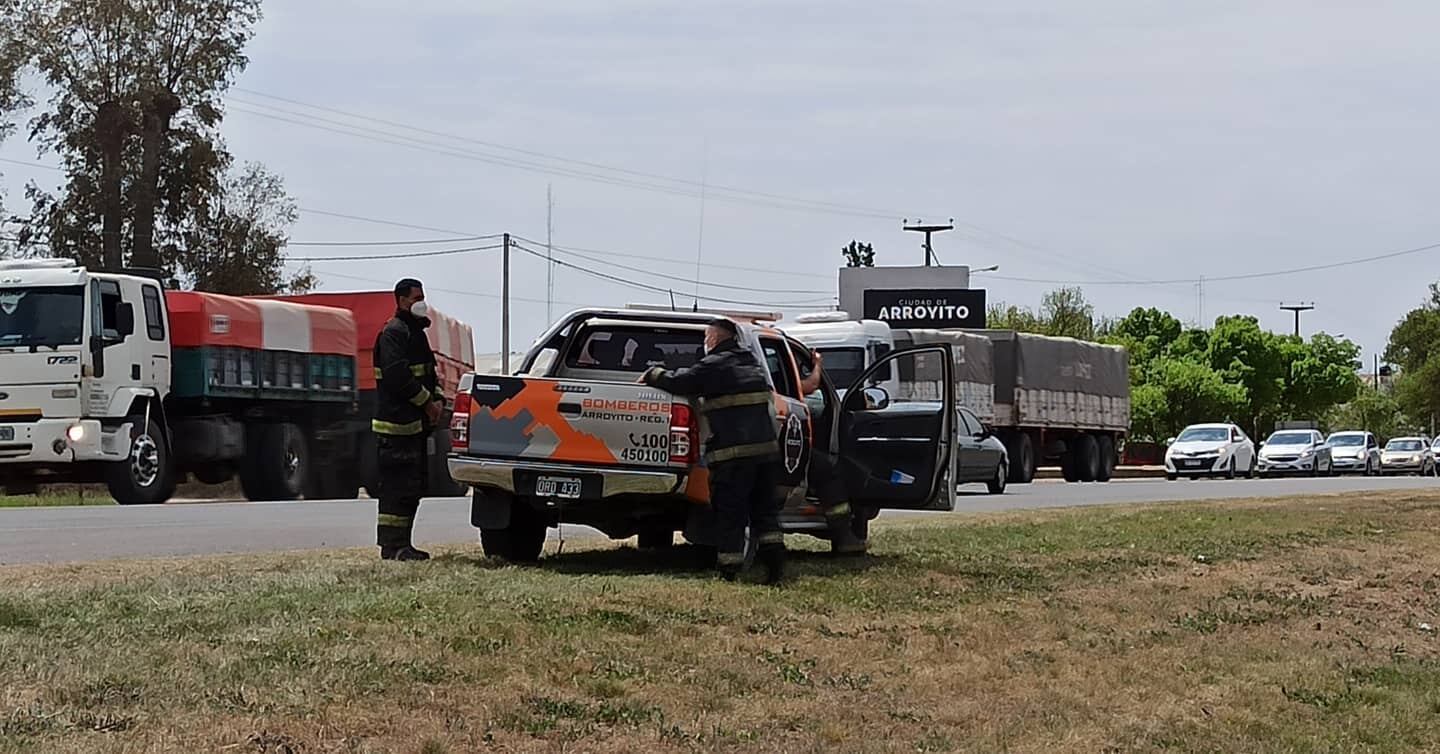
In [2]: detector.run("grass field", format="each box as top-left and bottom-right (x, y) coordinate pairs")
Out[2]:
(0, 494), (108, 508)
(4, 491), (1440, 753)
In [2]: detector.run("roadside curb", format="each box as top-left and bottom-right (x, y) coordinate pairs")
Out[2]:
(1035, 466), (1165, 480)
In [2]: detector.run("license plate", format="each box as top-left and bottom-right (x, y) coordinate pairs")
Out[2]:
(1183, 459), (1206, 468)
(535, 475), (582, 499)
(0, 427), (12, 442)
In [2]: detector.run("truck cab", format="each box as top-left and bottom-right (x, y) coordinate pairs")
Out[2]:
(782, 312), (897, 397)
(0, 259), (170, 496)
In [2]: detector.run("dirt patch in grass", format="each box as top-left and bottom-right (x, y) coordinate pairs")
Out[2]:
(4, 490), (1440, 752)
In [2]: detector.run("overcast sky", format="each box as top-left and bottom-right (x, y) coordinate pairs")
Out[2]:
(3, 0), (1437, 363)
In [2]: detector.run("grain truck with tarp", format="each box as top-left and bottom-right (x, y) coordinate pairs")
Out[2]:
(0, 259), (476, 503)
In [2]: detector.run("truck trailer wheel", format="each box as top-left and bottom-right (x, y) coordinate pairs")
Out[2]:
(240, 423), (308, 501)
(1005, 433), (1036, 484)
(480, 497), (546, 563)
(1074, 434), (1102, 482)
(1096, 435), (1116, 482)
(107, 417), (176, 505)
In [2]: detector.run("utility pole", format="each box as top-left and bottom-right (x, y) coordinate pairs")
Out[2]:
(502, 233), (511, 374)
(546, 185), (555, 323)
(903, 219), (954, 266)
(1279, 302), (1315, 338)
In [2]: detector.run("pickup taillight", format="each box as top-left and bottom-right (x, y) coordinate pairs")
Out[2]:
(670, 403), (698, 465)
(450, 392), (472, 451)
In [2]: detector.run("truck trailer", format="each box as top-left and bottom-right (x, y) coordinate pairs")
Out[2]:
(783, 315), (1130, 485)
(0, 259), (476, 504)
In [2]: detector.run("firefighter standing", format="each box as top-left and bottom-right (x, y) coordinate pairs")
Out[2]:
(797, 350), (867, 555)
(641, 318), (786, 583)
(372, 278), (443, 561)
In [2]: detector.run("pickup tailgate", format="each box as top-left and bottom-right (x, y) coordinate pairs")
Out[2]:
(461, 375), (685, 469)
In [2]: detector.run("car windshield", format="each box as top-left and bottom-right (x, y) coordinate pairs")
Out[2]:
(0, 286), (85, 347)
(1177, 427), (1230, 443)
(1387, 440), (1423, 451)
(1267, 432), (1314, 445)
(1328, 434), (1365, 447)
(815, 347), (866, 388)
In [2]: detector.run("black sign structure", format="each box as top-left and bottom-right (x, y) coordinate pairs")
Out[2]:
(862, 288), (987, 329)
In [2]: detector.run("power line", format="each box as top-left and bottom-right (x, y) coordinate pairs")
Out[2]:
(511, 241), (835, 309)
(288, 243), (504, 262)
(232, 89), (931, 220)
(287, 235), (498, 247)
(228, 103), (908, 220)
(510, 235), (831, 295)
(295, 207), (482, 237)
(311, 268), (586, 308)
(511, 234), (830, 280)
(975, 240), (1440, 287)
(0, 157), (62, 172)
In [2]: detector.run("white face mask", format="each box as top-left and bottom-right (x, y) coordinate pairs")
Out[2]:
(409, 300), (430, 320)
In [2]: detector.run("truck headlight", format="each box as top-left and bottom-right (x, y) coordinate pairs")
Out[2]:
(65, 424), (86, 443)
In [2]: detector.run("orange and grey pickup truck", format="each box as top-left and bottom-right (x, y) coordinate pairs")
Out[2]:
(446, 307), (958, 562)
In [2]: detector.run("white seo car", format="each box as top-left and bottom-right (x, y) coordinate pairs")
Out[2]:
(1165, 423), (1257, 480)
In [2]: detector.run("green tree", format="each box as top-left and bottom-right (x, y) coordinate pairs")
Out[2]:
(841, 240), (874, 268)
(1130, 357), (1248, 442)
(177, 163), (314, 295)
(2, 0), (297, 295)
(1039, 286), (1097, 340)
(1285, 333), (1361, 421)
(1385, 283), (1440, 373)
(1206, 315), (1290, 436)
(1106, 306), (1184, 375)
(985, 301), (1043, 333)
(1324, 386), (1404, 441)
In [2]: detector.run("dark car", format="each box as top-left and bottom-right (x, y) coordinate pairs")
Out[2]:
(954, 406), (1009, 494)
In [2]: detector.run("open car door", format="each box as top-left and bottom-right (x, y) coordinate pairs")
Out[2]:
(837, 344), (956, 512)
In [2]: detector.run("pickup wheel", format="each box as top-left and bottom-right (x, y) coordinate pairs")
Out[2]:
(480, 497), (547, 563)
(107, 416), (176, 505)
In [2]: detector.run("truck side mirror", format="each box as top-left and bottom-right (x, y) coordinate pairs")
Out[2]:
(115, 303), (135, 338)
(860, 386), (890, 411)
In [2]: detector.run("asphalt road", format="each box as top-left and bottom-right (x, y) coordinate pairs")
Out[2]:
(1, 475), (1435, 565)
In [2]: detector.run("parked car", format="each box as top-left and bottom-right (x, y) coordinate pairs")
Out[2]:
(954, 406), (1011, 494)
(1326, 431), (1381, 475)
(1165, 423), (1256, 480)
(1257, 429), (1332, 477)
(1380, 437), (1436, 476)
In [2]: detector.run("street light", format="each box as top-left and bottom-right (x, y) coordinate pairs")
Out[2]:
(972, 265), (1000, 273)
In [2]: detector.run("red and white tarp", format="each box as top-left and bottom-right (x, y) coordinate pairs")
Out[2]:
(166, 291), (357, 356)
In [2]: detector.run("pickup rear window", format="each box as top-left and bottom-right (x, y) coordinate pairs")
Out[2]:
(564, 326), (706, 373)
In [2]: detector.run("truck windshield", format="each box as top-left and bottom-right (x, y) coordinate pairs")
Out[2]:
(564, 326), (706, 373)
(816, 347), (866, 387)
(0, 286), (85, 347)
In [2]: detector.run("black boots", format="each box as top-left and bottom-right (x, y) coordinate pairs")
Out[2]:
(828, 516), (868, 556)
(381, 545), (431, 561)
(758, 545), (786, 586)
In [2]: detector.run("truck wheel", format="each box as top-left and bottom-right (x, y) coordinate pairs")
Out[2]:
(1074, 434), (1101, 482)
(1061, 445), (1082, 483)
(637, 526), (675, 550)
(480, 497), (546, 563)
(240, 423), (308, 501)
(107, 417), (175, 505)
(1005, 434), (1036, 484)
(1096, 435), (1116, 482)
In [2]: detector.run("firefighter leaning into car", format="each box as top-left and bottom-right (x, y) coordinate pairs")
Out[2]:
(372, 278), (443, 562)
(641, 318), (786, 584)
(796, 349), (867, 555)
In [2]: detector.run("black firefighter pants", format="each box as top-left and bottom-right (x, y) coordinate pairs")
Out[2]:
(808, 450), (852, 521)
(376, 434), (429, 548)
(710, 457), (783, 571)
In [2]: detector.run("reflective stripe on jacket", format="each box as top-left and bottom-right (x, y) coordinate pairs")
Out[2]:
(373, 311), (441, 436)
